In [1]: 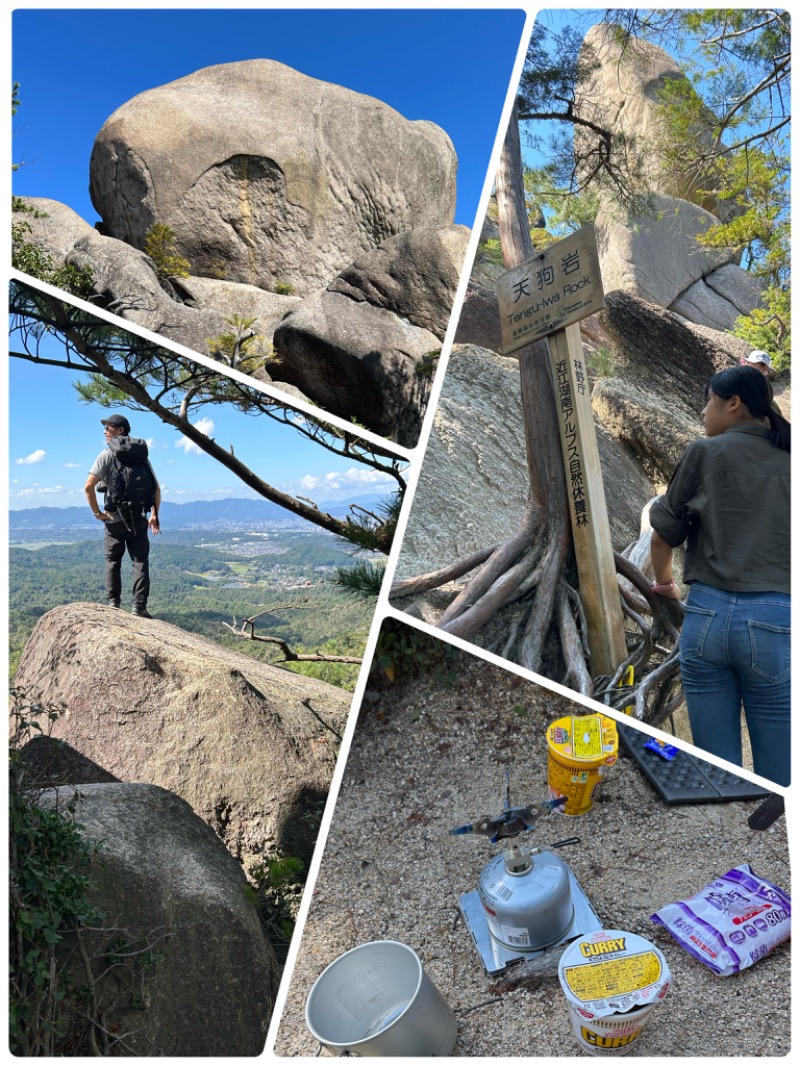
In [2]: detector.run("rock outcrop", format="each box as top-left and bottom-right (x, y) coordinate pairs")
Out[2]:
(573, 25), (764, 329)
(272, 226), (469, 446)
(594, 289), (738, 481)
(15, 59), (465, 446)
(327, 225), (471, 337)
(12, 197), (96, 261)
(38, 783), (277, 1056)
(575, 23), (730, 215)
(391, 344), (654, 606)
(90, 60), (457, 297)
(595, 195), (763, 332)
(14, 603), (351, 870)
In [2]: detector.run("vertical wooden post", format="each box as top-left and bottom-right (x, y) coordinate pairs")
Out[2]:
(547, 322), (627, 675)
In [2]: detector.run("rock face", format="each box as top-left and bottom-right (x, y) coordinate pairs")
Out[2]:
(595, 195), (764, 331)
(573, 24), (764, 329)
(392, 344), (654, 594)
(176, 275), (301, 339)
(90, 60), (457, 296)
(272, 289), (438, 447)
(453, 278), (503, 353)
(67, 231), (235, 350)
(328, 225), (471, 337)
(595, 289), (738, 481)
(38, 783), (277, 1056)
(273, 226), (468, 445)
(575, 23), (728, 214)
(14, 603), (351, 870)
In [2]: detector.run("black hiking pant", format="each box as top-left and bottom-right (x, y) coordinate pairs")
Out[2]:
(103, 517), (150, 608)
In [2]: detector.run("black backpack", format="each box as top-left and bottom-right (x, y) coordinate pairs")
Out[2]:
(104, 436), (157, 517)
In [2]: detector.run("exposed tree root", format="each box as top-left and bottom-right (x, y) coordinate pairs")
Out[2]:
(391, 526), (688, 725)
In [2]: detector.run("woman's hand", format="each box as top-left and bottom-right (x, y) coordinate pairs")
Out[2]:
(652, 578), (682, 600)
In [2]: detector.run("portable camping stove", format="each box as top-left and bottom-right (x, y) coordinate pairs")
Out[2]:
(452, 775), (602, 976)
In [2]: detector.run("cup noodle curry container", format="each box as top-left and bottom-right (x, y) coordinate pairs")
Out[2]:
(547, 713), (618, 816)
(558, 929), (671, 1056)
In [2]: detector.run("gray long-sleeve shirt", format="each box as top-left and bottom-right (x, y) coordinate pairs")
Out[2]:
(649, 424), (790, 594)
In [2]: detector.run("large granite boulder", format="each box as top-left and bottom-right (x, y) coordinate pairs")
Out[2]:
(595, 289), (739, 481)
(273, 226), (469, 447)
(595, 194), (764, 329)
(328, 224), (471, 337)
(575, 23), (730, 216)
(670, 263), (766, 332)
(12, 197), (95, 265)
(13, 603), (351, 871)
(67, 231), (232, 350)
(272, 290), (438, 447)
(38, 783), (277, 1055)
(90, 60), (457, 296)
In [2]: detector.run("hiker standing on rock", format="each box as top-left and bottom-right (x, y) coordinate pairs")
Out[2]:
(648, 366), (791, 786)
(84, 414), (161, 618)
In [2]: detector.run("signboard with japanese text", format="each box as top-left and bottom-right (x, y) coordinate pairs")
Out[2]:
(497, 226), (604, 356)
(548, 324), (627, 674)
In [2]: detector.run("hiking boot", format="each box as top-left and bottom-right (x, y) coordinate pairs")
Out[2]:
(132, 606), (152, 618)
(107, 599), (120, 609)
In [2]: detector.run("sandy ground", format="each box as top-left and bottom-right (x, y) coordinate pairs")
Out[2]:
(271, 643), (790, 1058)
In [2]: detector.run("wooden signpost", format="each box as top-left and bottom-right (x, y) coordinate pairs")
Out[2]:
(497, 225), (627, 677)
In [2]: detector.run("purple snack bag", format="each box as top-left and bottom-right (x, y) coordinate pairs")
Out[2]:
(651, 864), (791, 976)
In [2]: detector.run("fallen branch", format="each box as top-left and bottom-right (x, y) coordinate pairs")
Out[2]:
(223, 610), (363, 664)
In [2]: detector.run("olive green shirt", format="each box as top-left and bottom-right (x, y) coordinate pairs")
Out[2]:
(649, 424), (790, 594)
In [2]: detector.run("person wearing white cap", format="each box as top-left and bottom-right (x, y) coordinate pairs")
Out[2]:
(740, 350), (774, 375)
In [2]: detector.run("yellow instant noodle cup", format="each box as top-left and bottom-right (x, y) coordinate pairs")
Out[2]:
(558, 930), (671, 1056)
(546, 713), (618, 815)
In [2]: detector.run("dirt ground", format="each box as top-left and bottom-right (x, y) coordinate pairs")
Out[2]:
(271, 641), (790, 1058)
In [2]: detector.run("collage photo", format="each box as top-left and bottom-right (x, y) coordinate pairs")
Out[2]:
(5, 1), (792, 1060)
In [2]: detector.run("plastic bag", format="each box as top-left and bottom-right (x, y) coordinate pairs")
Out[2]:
(651, 864), (790, 976)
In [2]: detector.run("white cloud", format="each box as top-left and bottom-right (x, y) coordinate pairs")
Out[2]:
(16, 450), (46, 465)
(8, 483), (86, 508)
(291, 466), (397, 498)
(175, 417), (215, 455)
(12, 485), (67, 498)
(63, 462), (81, 469)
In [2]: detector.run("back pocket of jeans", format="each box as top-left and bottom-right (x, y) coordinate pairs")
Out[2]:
(680, 605), (716, 661)
(748, 620), (791, 683)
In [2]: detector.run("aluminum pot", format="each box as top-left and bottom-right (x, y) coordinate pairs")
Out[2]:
(305, 940), (458, 1056)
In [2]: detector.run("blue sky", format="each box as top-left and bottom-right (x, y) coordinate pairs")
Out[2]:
(7, 339), (406, 511)
(8, 5), (528, 511)
(11, 6), (526, 228)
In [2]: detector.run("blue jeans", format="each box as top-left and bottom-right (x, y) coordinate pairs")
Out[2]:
(680, 582), (790, 787)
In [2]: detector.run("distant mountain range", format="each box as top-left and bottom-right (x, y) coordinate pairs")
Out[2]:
(9, 495), (387, 533)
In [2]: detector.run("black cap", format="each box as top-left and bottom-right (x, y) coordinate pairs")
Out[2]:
(101, 414), (131, 434)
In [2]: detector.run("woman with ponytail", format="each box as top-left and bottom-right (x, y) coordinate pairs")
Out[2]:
(648, 365), (791, 786)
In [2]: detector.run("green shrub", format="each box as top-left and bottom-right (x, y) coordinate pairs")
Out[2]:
(144, 222), (191, 280)
(11, 216), (94, 297)
(371, 618), (461, 689)
(9, 693), (101, 1054)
